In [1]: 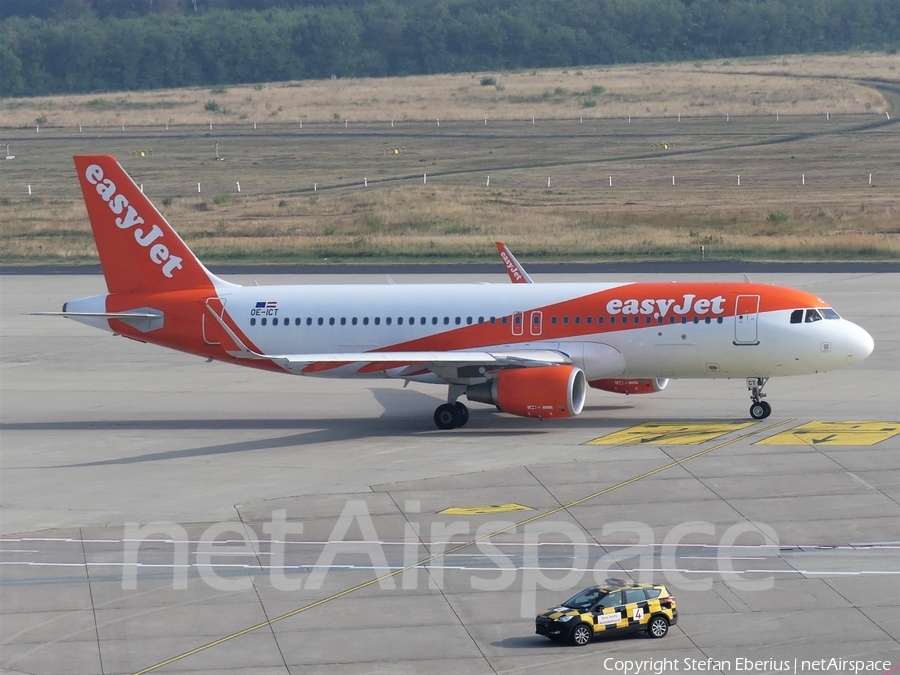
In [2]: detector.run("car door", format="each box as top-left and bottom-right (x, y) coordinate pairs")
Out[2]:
(622, 588), (650, 631)
(591, 591), (624, 632)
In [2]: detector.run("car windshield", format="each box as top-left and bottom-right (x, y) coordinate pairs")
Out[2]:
(563, 588), (601, 610)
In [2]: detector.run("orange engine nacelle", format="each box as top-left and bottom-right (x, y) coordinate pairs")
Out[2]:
(466, 366), (586, 419)
(589, 377), (669, 395)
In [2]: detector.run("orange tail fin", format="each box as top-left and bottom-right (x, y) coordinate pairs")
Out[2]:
(74, 155), (219, 294)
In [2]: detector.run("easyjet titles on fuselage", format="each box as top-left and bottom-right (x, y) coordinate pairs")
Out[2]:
(606, 294), (727, 318)
(84, 163), (183, 278)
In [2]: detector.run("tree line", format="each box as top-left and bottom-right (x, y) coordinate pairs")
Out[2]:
(1, 0), (897, 97)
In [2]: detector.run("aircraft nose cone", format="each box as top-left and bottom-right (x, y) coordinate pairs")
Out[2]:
(845, 322), (874, 363)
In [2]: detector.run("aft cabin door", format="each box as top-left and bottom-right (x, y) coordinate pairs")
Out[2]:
(734, 295), (760, 345)
(202, 297), (227, 346)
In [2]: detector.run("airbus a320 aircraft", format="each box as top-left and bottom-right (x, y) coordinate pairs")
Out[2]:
(37, 155), (874, 429)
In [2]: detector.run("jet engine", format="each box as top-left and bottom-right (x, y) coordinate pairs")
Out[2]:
(589, 377), (669, 394)
(466, 365), (586, 419)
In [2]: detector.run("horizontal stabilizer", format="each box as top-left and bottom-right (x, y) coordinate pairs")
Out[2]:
(30, 309), (164, 333)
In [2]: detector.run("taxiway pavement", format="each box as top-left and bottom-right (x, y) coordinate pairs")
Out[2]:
(1, 272), (898, 675)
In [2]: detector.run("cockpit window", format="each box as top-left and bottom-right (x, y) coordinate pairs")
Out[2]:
(805, 309), (822, 323)
(820, 308), (840, 320)
(790, 310), (803, 324)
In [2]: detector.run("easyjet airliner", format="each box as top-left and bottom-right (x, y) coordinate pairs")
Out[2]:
(36, 156), (874, 429)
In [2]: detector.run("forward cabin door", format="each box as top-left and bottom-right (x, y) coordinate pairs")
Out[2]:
(734, 295), (760, 345)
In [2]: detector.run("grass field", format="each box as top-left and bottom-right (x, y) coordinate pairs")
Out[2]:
(0, 53), (897, 264)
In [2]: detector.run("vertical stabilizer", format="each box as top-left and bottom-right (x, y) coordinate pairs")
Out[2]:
(74, 155), (221, 294)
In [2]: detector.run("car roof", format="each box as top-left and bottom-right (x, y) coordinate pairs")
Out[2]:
(585, 580), (666, 593)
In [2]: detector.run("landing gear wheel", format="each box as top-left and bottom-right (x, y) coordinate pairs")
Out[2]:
(454, 402), (469, 427)
(746, 377), (771, 420)
(750, 402), (769, 420)
(569, 623), (593, 646)
(647, 616), (669, 638)
(434, 403), (462, 430)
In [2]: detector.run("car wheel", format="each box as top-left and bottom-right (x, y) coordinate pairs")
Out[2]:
(648, 615), (669, 638)
(570, 623), (592, 646)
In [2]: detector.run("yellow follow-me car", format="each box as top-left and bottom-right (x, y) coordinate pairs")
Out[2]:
(535, 579), (678, 646)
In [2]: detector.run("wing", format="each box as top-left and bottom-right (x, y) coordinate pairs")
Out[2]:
(205, 304), (569, 379)
(495, 242), (534, 284)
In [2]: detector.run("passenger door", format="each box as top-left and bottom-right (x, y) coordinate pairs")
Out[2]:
(734, 295), (760, 345)
(623, 588), (650, 631)
(591, 591), (625, 632)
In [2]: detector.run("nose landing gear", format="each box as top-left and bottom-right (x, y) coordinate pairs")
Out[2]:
(747, 377), (771, 419)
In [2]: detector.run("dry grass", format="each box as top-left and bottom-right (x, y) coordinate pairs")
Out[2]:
(1, 52), (897, 264)
(1, 52), (894, 129)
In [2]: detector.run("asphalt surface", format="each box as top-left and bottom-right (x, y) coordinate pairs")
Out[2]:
(1, 271), (898, 675)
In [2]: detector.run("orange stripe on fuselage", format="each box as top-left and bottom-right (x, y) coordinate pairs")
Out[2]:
(369, 282), (825, 353)
(106, 290), (286, 374)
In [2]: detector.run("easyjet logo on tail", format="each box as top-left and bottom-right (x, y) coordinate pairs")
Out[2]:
(84, 164), (183, 278)
(606, 294), (727, 318)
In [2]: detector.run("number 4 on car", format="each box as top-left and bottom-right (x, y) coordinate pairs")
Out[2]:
(535, 579), (677, 646)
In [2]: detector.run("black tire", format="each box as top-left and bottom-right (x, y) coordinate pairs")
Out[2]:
(455, 402), (469, 427)
(647, 615), (669, 638)
(750, 402), (767, 420)
(759, 401), (772, 418)
(569, 623), (592, 646)
(434, 403), (461, 430)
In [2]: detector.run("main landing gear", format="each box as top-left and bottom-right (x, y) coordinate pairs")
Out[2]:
(747, 377), (772, 419)
(434, 402), (469, 430)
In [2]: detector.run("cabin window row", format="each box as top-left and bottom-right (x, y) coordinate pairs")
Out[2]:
(249, 315), (511, 327)
(249, 314), (726, 327)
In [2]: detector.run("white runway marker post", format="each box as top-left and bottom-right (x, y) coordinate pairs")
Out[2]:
(122, 124), (125, 131)
(672, 175), (676, 186)
(314, 183), (317, 191)
(197, 183), (201, 193)
(423, 174), (427, 184)
(484, 118), (487, 126)
(802, 175), (805, 186)
(79, 124), (82, 132)
(869, 174), (873, 185)
(609, 176), (612, 187)
(27, 185), (32, 195)
(364, 178), (367, 187)
(36, 125), (39, 133)
(547, 177), (551, 187)
(236, 181), (241, 193)
(737, 175), (741, 186)
(345, 120), (348, 128)
(254, 120), (257, 129)
(165, 122), (169, 130)
(486, 176), (490, 187)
